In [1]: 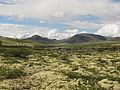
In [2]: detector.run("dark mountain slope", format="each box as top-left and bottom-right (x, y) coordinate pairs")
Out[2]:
(26, 35), (56, 43)
(64, 33), (107, 43)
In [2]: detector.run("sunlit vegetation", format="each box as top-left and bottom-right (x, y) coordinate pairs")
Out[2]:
(0, 41), (120, 90)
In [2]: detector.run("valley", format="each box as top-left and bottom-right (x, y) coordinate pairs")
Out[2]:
(0, 36), (120, 90)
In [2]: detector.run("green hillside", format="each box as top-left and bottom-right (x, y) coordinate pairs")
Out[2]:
(0, 36), (40, 47)
(0, 37), (120, 90)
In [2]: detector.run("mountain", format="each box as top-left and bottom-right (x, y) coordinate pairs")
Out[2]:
(23, 33), (120, 44)
(64, 33), (107, 43)
(26, 35), (56, 43)
(1, 33), (120, 44)
(26, 34), (107, 43)
(109, 37), (120, 41)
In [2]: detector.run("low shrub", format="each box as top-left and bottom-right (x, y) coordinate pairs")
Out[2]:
(2, 57), (20, 64)
(61, 70), (80, 79)
(0, 40), (2, 46)
(0, 48), (31, 58)
(0, 68), (26, 80)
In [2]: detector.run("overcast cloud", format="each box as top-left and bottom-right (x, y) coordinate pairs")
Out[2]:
(0, 0), (120, 39)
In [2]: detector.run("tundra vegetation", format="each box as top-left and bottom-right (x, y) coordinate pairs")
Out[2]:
(0, 39), (120, 90)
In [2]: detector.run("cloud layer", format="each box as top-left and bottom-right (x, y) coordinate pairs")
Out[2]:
(0, 0), (120, 38)
(96, 22), (120, 37)
(0, 23), (84, 39)
(0, 0), (119, 21)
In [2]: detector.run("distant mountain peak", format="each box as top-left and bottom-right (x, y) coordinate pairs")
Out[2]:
(26, 35), (56, 43)
(64, 33), (107, 43)
(25, 33), (120, 44)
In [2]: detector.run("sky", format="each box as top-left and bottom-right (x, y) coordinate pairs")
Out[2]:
(0, 0), (120, 39)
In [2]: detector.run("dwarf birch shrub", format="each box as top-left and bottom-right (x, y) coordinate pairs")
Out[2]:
(0, 68), (26, 80)
(1, 48), (31, 58)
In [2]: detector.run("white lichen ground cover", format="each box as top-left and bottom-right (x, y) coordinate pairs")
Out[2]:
(0, 48), (120, 90)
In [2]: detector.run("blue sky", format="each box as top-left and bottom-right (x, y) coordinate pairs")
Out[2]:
(72, 14), (100, 23)
(0, 16), (67, 30)
(0, 14), (99, 31)
(0, 0), (120, 39)
(113, 0), (120, 2)
(0, 0), (14, 4)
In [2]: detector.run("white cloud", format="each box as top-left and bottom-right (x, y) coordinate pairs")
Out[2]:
(0, 23), (50, 38)
(66, 21), (100, 29)
(80, 31), (88, 34)
(0, 23), (83, 39)
(9, 14), (25, 20)
(96, 22), (120, 37)
(53, 12), (65, 18)
(0, 0), (119, 23)
(47, 29), (80, 40)
(0, 0), (120, 37)
(40, 20), (45, 24)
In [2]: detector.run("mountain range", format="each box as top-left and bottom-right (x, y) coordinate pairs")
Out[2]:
(0, 33), (120, 44)
(25, 33), (119, 43)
